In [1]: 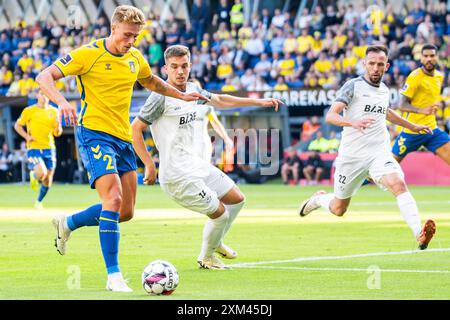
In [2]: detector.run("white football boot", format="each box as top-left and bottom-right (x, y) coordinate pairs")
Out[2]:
(215, 243), (238, 259)
(197, 255), (231, 270)
(52, 214), (72, 255)
(298, 190), (327, 217)
(106, 274), (133, 292)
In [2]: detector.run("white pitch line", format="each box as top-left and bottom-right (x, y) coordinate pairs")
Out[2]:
(252, 200), (450, 208)
(229, 248), (450, 267)
(233, 265), (450, 274)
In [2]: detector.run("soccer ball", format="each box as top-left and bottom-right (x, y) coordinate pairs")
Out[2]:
(142, 260), (179, 295)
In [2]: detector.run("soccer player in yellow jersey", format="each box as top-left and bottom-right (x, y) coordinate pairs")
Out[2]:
(14, 90), (62, 209)
(392, 44), (450, 164)
(35, 5), (208, 292)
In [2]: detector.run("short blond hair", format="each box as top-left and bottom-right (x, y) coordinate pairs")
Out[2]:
(111, 5), (145, 26)
(164, 45), (191, 63)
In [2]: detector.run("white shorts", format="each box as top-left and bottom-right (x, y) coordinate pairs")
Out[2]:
(333, 152), (404, 199)
(160, 165), (235, 215)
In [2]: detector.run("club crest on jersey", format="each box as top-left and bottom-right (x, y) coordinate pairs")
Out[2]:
(129, 61), (136, 73)
(105, 63), (112, 70)
(179, 112), (196, 125)
(59, 54), (72, 65)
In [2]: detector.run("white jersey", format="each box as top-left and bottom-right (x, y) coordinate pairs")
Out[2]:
(334, 76), (391, 158)
(192, 104), (215, 162)
(138, 82), (213, 183)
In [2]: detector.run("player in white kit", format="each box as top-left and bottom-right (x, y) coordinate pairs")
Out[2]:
(132, 45), (282, 269)
(190, 79), (234, 163)
(298, 45), (437, 250)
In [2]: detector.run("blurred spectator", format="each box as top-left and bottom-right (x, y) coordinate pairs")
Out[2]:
(281, 147), (301, 185)
(326, 130), (340, 153)
(303, 151), (324, 185)
(308, 131), (329, 152)
(247, 75), (271, 91)
(6, 73), (21, 96)
(271, 8), (285, 28)
(180, 22), (196, 48)
(0, 143), (13, 182)
(230, 0), (244, 29)
(274, 76), (288, 91)
(190, 0), (209, 48)
(240, 69), (256, 89)
(221, 78), (238, 92)
(212, 0), (231, 29)
(253, 52), (271, 78)
(301, 116), (321, 142)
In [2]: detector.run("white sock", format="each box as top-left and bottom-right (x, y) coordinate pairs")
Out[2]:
(198, 210), (229, 260)
(317, 193), (335, 214)
(396, 192), (421, 238)
(221, 201), (245, 241)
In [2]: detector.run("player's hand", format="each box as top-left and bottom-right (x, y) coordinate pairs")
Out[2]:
(182, 92), (210, 103)
(351, 118), (376, 133)
(59, 101), (77, 126)
(143, 162), (157, 185)
(25, 135), (34, 143)
(259, 98), (283, 111)
(420, 104), (439, 115)
(411, 124), (432, 134)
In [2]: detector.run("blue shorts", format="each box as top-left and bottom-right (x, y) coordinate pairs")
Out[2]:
(77, 126), (137, 189)
(27, 149), (56, 171)
(392, 128), (450, 157)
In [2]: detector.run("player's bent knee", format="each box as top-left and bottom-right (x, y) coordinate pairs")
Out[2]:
(120, 208), (134, 222)
(235, 192), (245, 204)
(105, 193), (123, 211)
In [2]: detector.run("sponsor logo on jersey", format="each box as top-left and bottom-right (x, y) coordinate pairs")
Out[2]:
(179, 112), (196, 125)
(364, 104), (386, 114)
(59, 54), (72, 65)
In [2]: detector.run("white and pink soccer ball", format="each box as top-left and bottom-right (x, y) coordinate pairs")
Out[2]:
(142, 260), (179, 295)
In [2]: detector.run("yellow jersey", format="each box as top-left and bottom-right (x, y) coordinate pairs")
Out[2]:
(53, 38), (152, 142)
(17, 105), (59, 149)
(400, 67), (444, 134)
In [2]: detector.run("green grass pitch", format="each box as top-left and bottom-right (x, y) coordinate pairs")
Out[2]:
(0, 183), (449, 300)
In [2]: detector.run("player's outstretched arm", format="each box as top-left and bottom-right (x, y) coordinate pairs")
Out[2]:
(386, 109), (432, 134)
(36, 65), (77, 126)
(131, 118), (157, 185)
(326, 101), (375, 133)
(397, 94), (438, 115)
(208, 94), (282, 111)
(138, 75), (210, 103)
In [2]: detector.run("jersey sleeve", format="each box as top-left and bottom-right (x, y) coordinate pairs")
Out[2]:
(334, 79), (355, 106)
(17, 108), (28, 126)
(53, 46), (92, 77)
(193, 84), (213, 106)
(138, 93), (165, 125)
(399, 72), (419, 99)
(135, 50), (152, 80)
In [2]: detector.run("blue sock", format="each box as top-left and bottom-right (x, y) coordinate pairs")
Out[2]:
(99, 210), (120, 275)
(37, 185), (49, 202)
(362, 179), (370, 186)
(66, 204), (102, 231)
